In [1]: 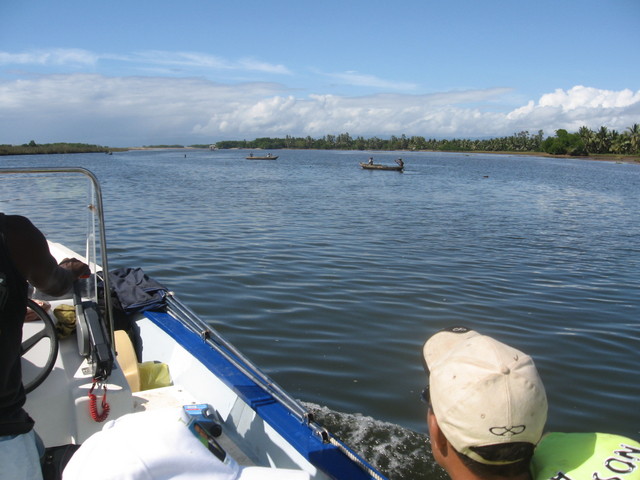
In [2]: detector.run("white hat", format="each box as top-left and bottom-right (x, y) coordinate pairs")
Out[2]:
(423, 327), (547, 465)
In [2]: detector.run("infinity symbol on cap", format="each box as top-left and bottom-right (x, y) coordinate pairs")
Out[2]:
(489, 425), (526, 436)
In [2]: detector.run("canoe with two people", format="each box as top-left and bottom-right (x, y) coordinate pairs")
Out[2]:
(359, 157), (404, 171)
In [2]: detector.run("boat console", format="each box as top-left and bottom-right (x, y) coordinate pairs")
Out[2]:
(24, 242), (136, 445)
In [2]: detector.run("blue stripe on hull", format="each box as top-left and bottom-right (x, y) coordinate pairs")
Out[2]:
(144, 310), (384, 480)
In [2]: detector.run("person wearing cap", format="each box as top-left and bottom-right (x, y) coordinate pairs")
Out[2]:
(422, 326), (547, 479)
(421, 327), (640, 480)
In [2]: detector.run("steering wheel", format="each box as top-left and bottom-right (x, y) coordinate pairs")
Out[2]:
(22, 299), (60, 394)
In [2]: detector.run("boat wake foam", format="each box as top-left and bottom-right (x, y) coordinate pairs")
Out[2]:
(303, 403), (447, 480)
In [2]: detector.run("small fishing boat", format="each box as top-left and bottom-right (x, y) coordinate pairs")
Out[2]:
(359, 163), (403, 172)
(4, 167), (387, 480)
(246, 154), (278, 160)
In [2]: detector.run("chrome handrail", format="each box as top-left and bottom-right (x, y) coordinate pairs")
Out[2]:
(165, 293), (313, 423)
(0, 167), (115, 346)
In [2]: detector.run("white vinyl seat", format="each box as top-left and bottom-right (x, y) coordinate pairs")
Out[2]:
(63, 408), (310, 480)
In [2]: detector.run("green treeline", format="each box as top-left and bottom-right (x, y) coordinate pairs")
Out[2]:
(545, 125), (640, 156)
(2, 124), (639, 157)
(216, 124), (640, 157)
(0, 141), (113, 156)
(216, 131), (546, 152)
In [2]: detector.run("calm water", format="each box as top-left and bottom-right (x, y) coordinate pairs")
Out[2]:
(2, 150), (639, 479)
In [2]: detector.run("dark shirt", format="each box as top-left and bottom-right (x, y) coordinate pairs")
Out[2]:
(0, 213), (34, 435)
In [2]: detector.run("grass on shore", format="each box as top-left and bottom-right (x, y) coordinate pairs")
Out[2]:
(0, 143), (127, 156)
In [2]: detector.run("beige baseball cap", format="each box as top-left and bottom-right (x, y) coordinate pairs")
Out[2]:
(423, 326), (547, 465)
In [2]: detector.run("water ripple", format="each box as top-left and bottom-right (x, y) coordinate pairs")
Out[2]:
(3, 150), (639, 456)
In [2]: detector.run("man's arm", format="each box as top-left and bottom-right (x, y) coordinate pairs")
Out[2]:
(6, 215), (90, 296)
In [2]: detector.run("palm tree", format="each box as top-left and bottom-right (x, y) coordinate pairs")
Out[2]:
(578, 126), (596, 153)
(594, 126), (611, 153)
(611, 135), (630, 154)
(626, 124), (640, 154)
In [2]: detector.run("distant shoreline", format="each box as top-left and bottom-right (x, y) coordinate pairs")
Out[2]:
(129, 147), (640, 163)
(0, 144), (125, 156)
(463, 150), (640, 163)
(2, 144), (638, 163)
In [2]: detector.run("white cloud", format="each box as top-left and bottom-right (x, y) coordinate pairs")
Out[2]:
(0, 48), (98, 67)
(538, 85), (640, 110)
(112, 51), (292, 74)
(504, 86), (640, 134)
(236, 58), (291, 75)
(0, 48), (292, 75)
(0, 73), (638, 145)
(323, 70), (417, 91)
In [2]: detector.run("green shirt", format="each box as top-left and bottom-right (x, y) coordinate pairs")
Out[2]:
(531, 432), (640, 480)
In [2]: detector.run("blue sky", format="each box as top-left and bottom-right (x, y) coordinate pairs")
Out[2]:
(1, 0), (638, 146)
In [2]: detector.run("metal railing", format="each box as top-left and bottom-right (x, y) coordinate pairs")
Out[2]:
(0, 167), (115, 346)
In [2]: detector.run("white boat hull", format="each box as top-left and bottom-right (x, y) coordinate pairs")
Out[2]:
(23, 242), (385, 480)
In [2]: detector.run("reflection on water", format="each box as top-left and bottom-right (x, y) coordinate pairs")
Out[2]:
(2, 151), (639, 478)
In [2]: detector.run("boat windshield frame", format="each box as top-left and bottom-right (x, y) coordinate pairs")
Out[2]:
(0, 167), (115, 346)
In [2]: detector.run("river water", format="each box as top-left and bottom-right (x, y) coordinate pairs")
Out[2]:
(2, 149), (639, 479)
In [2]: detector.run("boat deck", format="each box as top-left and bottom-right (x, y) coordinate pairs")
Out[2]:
(133, 385), (256, 466)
